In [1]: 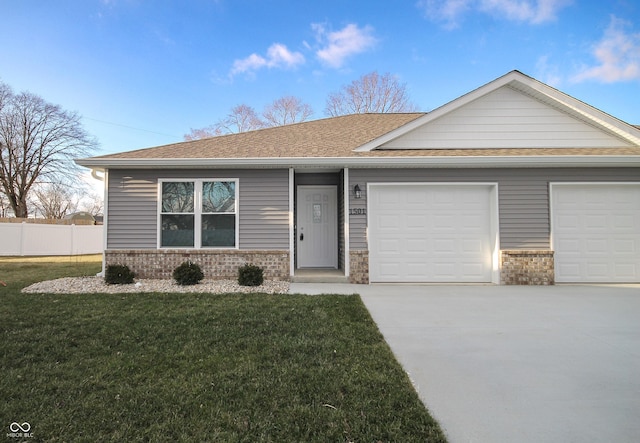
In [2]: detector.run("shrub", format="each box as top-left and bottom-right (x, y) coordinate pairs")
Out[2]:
(105, 264), (135, 285)
(238, 263), (264, 287)
(173, 261), (204, 286)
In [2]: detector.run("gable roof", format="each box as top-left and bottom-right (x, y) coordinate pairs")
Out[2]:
(356, 70), (640, 151)
(77, 71), (640, 170)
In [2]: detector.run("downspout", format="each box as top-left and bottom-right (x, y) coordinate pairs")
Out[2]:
(343, 168), (350, 279)
(91, 168), (107, 277)
(289, 168), (295, 279)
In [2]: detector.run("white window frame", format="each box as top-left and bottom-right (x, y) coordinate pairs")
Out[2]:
(158, 178), (239, 249)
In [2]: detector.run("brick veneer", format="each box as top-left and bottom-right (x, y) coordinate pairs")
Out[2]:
(106, 249), (290, 281)
(113, 248), (553, 284)
(349, 249), (554, 285)
(349, 250), (369, 284)
(500, 250), (555, 285)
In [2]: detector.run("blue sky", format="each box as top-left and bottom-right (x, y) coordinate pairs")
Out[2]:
(1, 0), (639, 157)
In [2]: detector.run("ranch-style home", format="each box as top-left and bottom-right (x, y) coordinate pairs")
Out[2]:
(77, 71), (640, 285)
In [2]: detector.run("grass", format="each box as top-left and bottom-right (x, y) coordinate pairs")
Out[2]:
(0, 257), (447, 442)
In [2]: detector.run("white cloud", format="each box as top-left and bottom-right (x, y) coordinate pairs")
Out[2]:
(229, 23), (375, 78)
(572, 16), (640, 83)
(230, 43), (305, 77)
(535, 55), (562, 87)
(417, 0), (473, 29)
(418, 0), (571, 27)
(314, 23), (377, 68)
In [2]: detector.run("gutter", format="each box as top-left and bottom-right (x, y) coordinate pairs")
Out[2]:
(76, 155), (640, 170)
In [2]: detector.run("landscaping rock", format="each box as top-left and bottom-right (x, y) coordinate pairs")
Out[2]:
(22, 276), (289, 294)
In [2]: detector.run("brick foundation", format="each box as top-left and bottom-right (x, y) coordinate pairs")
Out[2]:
(349, 250), (369, 284)
(105, 249), (290, 281)
(500, 250), (554, 285)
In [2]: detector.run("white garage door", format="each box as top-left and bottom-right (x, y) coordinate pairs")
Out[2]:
(552, 183), (640, 283)
(368, 184), (496, 283)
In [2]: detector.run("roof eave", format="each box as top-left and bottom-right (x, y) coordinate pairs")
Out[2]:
(76, 155), (640, 170)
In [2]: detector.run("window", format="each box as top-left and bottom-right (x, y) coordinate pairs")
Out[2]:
(159, 179), (238, 248)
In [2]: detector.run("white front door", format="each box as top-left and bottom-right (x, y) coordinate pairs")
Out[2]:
(297, 186), (338, 268)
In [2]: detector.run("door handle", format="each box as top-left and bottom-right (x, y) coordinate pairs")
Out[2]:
(300, 232), (304, 241)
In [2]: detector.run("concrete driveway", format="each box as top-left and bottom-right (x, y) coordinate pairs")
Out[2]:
(289, 283), (640, 443)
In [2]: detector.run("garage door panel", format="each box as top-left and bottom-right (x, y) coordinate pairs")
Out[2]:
(552, 184), (640, 283)
(434, 263), (455, 278)
(462, 262), (485, 277)
(585, 239), (607, 254)
(407, 239), (428, 253)
(434, 238), (454, 253)
(613, 214), (635, 231)
(584, 215), (608, 232)
(614, 264), (636, 279)
(463, 238), (484, 253)
(557, 214), (579, 229)
(406, 214), (426, 228)
(369, 184), (495, 283)
(614, 240), (635, 253)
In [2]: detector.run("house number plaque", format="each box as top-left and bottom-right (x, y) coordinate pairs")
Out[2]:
(349, 208), (367, 216)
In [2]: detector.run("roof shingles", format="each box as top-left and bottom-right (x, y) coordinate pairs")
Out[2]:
(96, 113), (425, 160)
(89, 113), (640, 162)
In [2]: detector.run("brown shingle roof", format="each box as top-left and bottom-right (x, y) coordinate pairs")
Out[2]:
(93, 113), (426, 160)
(83, 112), (640, 168)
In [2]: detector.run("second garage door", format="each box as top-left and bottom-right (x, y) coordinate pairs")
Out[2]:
(368, 184), (497, 283)
(551, 183), (640, 283)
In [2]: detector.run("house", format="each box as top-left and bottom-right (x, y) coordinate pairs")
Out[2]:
(76, 71), (640, 285)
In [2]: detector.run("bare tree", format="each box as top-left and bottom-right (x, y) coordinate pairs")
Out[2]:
(325, 71), (419, 116)
(221, 104), (265, 133)
(184, 126), (220, 141)
(184, 104), (265, 140)
(262, 96), (313, 127)
(31, 183), (78, 219)
(0, 81), (97, 217)
(184, 97), (314, 140)
(78, 191), (104, 217)
(0, 191), (10, 217)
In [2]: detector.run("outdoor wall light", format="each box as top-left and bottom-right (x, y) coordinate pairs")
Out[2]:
(354, 184), (362, 199)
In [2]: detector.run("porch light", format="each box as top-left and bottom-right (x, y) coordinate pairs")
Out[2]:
(354, 184), (362, 199)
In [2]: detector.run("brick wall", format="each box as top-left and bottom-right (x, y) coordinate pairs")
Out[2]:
(106, 249), (290, 280)
(349, 250), (369, 284)
(500, 250), (554, 285)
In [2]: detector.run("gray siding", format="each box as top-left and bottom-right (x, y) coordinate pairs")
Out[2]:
(107, 169), (290, 250)
(107, 172), (157, 249)
(349, 167), (640, 251)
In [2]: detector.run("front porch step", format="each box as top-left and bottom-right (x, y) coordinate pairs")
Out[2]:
(291, 269), (349, 284)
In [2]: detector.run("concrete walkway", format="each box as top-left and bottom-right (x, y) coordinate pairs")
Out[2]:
(289, 283), (640, 443)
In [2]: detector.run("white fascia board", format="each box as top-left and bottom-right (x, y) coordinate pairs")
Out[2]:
(76, 155), (640, 170)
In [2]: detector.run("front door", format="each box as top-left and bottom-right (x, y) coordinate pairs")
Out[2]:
(297, 186), (338, 268)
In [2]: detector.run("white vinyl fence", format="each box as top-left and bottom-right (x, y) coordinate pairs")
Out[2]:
(0, 222), (103, 256)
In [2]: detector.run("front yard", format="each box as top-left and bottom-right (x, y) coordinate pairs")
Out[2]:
(0, 257), (446, 442)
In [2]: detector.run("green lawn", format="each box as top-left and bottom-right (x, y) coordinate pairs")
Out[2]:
(0, 257), (447, 442)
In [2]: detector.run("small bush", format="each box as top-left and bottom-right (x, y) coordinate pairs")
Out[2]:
(105, 264), (135, 285)
(238, 263), (264, 287)
(173, 261), (204, 286)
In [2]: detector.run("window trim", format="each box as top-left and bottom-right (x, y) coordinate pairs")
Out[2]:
(158, 178), (239, 250)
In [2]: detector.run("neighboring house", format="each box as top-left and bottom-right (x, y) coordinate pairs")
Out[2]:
(76, 71), (640, 285)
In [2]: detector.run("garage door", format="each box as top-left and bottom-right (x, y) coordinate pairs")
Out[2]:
(551, 183), (640, 283)
(368, 184), (496, 283)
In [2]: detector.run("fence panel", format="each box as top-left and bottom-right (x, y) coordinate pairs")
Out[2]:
(0, 223), (103, 256)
